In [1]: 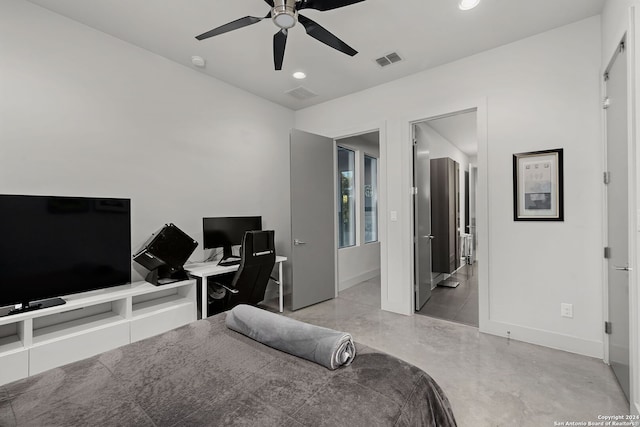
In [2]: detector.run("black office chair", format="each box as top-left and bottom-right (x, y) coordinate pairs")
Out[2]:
(207, 230), (276, 314)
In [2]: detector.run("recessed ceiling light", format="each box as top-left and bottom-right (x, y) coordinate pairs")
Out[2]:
(458, 0), (480, 10)
(293, 71), (306, 79)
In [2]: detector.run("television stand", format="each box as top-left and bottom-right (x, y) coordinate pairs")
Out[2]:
(0, 279), (197, 386)
(7, 297), (65, 316)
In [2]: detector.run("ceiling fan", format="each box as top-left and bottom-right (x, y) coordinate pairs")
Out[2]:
(196, 0), (365, 70)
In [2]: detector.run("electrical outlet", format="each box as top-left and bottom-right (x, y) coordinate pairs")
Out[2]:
(561, 303), (573, 318)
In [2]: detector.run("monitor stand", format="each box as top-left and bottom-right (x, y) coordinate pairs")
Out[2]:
(217, 245), (242, 264)
(6, 297), (66, 316)
(221, 245), (234, 261)
(218, 256), (240, 266)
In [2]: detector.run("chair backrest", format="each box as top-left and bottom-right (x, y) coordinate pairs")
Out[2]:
(229, 230), (276, 307)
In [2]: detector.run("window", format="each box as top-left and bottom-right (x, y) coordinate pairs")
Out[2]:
(364, 155), (378, 243)
(337, 147), (356, 248)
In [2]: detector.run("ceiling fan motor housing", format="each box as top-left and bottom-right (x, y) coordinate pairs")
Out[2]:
(272, 0), (297, 29)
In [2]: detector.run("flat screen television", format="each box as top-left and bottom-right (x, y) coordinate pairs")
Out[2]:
(0, 194), (131, 314)
(203, 216), (262, 261)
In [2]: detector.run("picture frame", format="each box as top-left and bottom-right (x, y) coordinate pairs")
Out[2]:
(513, 148), (564, 221)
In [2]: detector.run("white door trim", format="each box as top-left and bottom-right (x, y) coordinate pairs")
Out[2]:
(631, 6), (640, 415)
(403, 98), (489, 328)
(326, 121), (388, 308)
(602, 5), (639, 413)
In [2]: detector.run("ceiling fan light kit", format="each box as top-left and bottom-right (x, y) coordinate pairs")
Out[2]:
(196, 0), (365, 70)
(272, 0), (297, 29)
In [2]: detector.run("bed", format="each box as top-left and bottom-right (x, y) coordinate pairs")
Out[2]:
(0, 312), (456, 426)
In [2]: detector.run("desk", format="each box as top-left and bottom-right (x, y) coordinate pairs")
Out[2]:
(184, 256), (287, 318)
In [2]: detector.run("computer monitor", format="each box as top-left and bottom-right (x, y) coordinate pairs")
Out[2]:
(203, 216), (262, 260)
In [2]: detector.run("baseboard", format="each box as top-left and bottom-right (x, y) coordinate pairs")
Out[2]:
(481, 319), (604, 359)
(339, 268), (380, 292)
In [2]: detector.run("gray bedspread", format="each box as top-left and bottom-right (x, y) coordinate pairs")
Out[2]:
(0, 313), (457, 427)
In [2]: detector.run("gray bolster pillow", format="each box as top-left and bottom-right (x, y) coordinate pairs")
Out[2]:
(225, 304), (356, 370)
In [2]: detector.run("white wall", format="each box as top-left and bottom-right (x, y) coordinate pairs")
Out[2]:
(335, 133), (381, 291)
(295, 17), (604, 357)
(338, 241), (381, 291)
(0, 0), (294, 296)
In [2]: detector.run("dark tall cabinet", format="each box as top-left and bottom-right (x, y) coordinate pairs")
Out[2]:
(430, 157), (460, 274)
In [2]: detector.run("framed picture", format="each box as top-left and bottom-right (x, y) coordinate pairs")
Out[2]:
(513, 148), (564, 221)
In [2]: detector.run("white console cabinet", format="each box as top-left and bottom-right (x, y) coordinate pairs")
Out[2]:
(0, 280), (196, 385)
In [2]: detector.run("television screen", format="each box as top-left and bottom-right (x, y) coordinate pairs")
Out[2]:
(0, 195), (131, 308)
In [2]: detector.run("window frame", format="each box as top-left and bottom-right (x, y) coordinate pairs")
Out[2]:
(363, 154), (379, 244)
(337, 146), (357, 249)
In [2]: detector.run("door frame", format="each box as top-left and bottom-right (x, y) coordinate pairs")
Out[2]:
(412, 125), (433, 311)
(324, 121), (387, 305)
(602, 7), (638, 412)
(632, 7), (640, 414)
(405, 98), (489, 329)
(603, 34), (631, 400)
(469, 163), (478, 263)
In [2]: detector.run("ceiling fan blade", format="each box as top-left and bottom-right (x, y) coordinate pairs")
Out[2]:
(297, 15), (357, 56)
(297, 0), (365, 12)
(196, 15), (266, 40)
(273, 29), (288, 70)
(263, 0), (275, 6)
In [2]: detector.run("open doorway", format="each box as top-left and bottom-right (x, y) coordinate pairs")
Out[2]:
(334, 131), (381, 309)
(412, 110), (479, 327)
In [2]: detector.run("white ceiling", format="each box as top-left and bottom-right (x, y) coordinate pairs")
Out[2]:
(25, 0), (605, 110)
(426, 111), (478, 157)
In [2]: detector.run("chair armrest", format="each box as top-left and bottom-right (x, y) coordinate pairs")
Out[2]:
(211, 281), (239, 295)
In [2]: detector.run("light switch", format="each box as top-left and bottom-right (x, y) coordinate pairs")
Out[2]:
(390, 211), (398, 221)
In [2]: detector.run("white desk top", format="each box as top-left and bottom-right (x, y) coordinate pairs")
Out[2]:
(184, 256), (287, 278)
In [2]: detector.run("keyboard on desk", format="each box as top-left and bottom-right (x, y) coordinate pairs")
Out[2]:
(218, 258), (241, 267)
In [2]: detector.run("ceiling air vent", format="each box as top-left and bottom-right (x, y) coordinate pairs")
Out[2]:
(285, 86), (318, 100)
(375, 52), (403, 67)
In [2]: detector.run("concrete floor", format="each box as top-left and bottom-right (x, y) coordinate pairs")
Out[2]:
(417, 263), (479, 327)
(264, 276), (628, 427)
